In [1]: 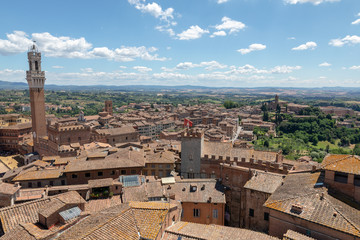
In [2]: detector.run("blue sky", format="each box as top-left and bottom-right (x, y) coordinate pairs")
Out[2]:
(0, 0), (359, 87)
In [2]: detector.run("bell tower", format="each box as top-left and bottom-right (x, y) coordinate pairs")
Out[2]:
(26, 42), (47, 145)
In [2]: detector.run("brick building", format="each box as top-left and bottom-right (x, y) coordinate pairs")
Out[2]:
(321, 154), (360, 202)
(264, 172), (360, 240)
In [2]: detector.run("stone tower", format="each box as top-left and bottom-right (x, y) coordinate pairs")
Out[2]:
(26, 43), (47, 145)
(180, 129), (204, 178)
(275, 94), (279, 106)
(104, 100), (113, 115)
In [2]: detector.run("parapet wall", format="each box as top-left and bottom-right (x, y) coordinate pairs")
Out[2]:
(201, 154), (290, 174)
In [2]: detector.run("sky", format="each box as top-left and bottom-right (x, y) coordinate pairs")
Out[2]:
(0, 0), (360, 87)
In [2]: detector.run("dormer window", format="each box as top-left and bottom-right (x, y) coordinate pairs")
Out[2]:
(190, 185), (197, 192)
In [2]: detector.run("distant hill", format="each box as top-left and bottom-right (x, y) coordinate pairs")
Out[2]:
(1, 80), (360, 94)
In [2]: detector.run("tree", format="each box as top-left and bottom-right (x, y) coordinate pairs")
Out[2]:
(224, 100), (239, 109)
(263, 111), (269, 121)
(325, 144), (330, 153)
(264, 140), (270, 148)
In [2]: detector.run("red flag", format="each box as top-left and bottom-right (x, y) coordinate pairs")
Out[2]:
(184, 118), (193, 128)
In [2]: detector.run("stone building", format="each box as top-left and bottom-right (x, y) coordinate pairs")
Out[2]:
(243, 171), (284, 233)
(95, 125), (139, 146)
(264, 172), (360, 240)
(26, 43), (47, 151)
(321, 154), (360, 202)
(104, 100), (113, 115)
(0, 123), (32, 153)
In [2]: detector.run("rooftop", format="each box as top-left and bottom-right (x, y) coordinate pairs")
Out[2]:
(264, 172), (360, 238)
(321, 154), (360, 174)
(163, 221), (278, 240)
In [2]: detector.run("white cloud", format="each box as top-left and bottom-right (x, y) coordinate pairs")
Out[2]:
(237, 43), (266, 55)
(52, 65), (64, 69)
(0, 31), (166, 61)
(175, 61), (227, 71)
(284, 0), (340, 5)
(0, 64), (304, 87)
(217, 0), (229, 4)
(270, 65), (302, 74)
(200, 61), (228, 70)
(319, 76), (327, 79)
(288, 37), (296, 40)
(351, 19), (360, 25)
(81, 68), (93, 73)
(215, 17), (246, 34)
(177, 25), (209, 40)
(210, 31), (227, 38)
(176, 62), (197, 70)
(349, 66), (360, 70)
(128, 0), (174, 22)
(292, 41), (317, 50)
(329, 35), (360, 47)
(0, 31), (33, 55)
(133, 66), (152, 72)
(128, 0), (176, 36)
(319, 62), (331, 67)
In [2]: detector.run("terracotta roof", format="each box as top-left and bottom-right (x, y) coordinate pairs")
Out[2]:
(321, 154), (360, 174)
(163, 221), (278, 240)
(95, 126), (136, 136)
(0, 197), (51, 233)
(12, 168), (63, 181)
(143, 178), (226, 204)
(0, 191), (84, 234)
(264, 172), (360, 238)
(244, 171), (284, 194)
(145, 151), (176, 164)
(283, 230), (316, 240)
(88, 178), (114, 189)
(56, 202), (172, 240)
(203, 141), (278, 161)
(0, 182), (20, 195)
(64, 148), (144, 173)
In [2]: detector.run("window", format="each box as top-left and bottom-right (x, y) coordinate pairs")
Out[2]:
(151, 170), (155, 176)
(98, 171), (103, 176)
(131, 170), (136, 174)
(72, 174), (77, 179)
(249, 208), (254, 217)
(121, 170), (126, 175)
(50, 181), (54, 186)
(151, 164), (156, 168)
(166, 164), (171, 169)
(28, 182), (32, 188)
(85, 173), (91, 178)
(116, 186), (118, 190)
(193, 209), (200, 218)
(264, 212), (269, 221)
(159, 171), (163, 177)
(61, 180), (65, 185)
(111, 170), (115, 175)
(334, 171), (348, 183)
(354, 175), (360, 187)
(213, 209), (218, 219)
(78, 137), (81, 142)
(37, 182), (41, 187)
(189, 154), (193, 161)
(158, 164), (163, 169)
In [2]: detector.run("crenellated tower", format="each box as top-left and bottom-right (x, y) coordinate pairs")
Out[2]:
(26, 42), (47, 146)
